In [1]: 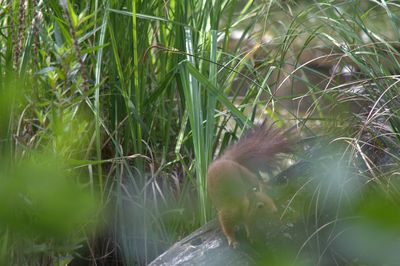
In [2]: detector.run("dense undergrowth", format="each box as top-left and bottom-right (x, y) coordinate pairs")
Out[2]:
(0, 0), (399, 265)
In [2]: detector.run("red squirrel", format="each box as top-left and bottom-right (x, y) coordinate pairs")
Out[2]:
(207, 124), (289, 248)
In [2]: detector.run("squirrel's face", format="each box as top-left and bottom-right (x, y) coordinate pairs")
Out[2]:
(250, 191), (277, 217)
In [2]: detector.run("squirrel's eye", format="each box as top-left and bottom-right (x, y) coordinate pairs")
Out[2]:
(257, 202), (264, 209)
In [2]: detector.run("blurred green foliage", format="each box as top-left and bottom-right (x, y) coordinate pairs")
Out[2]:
(0, 70), (98, 264)
(0, 157), (97, 240)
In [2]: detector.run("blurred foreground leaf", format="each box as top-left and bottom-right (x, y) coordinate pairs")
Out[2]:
(0, 155), (99, 241)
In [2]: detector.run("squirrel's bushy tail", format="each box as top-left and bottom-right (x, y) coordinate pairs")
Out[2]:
(221, 123), (289, 174)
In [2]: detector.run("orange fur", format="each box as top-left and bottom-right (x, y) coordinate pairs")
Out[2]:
(207, 125), (287, 247)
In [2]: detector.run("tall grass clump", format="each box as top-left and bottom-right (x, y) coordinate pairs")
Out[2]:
(106, 1), (266, 264)
(248, 1), (400, 265)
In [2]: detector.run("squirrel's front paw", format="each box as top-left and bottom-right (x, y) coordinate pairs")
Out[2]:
(228, 239), (239, 249)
